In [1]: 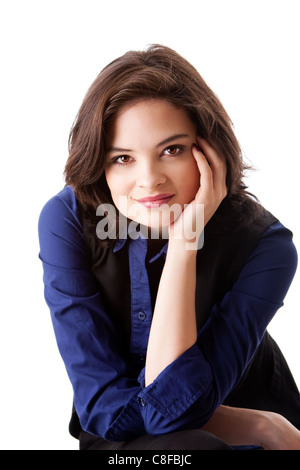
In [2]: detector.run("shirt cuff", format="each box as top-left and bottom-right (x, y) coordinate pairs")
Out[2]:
(137, 342), (213, 420)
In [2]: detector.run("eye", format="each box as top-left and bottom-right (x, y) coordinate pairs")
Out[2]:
(163, 145), (184, 156)
(112, 155), (132, 166)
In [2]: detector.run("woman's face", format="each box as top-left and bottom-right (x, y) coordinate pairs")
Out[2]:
(105, 99), (200, 233)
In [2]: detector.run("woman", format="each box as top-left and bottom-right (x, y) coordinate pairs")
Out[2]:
(38, 45), (300, 450)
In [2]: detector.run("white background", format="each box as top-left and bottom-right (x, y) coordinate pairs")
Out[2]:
(1, 0), (299, 450)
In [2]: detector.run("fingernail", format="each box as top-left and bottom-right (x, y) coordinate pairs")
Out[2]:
(192, 143), (201, 151)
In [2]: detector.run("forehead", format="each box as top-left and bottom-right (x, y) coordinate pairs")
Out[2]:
(106, 99), (196, 148)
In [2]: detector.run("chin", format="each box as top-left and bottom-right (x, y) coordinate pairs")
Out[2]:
(141, 209), (177, 229)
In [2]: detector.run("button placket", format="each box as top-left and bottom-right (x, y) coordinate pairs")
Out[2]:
(128, 238), (152, 358)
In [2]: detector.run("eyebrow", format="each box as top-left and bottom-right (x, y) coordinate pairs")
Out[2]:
(157, 134), (190, 147)
(107, 134), (190, 153)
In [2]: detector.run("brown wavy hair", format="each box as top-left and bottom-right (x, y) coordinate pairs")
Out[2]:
(64, 44), (260, 241)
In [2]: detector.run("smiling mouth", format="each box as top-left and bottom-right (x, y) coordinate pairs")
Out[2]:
(135, 193), (175, 208)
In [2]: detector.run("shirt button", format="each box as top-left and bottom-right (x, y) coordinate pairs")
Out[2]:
(138, 311), (146, 321)
(138, 397), (146, 407)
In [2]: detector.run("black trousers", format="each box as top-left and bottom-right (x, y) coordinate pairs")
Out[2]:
(79, 428), (231, 450)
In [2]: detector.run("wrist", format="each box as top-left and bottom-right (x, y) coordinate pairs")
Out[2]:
(167, 237), (199, 259)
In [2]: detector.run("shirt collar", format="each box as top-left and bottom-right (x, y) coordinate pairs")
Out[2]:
(112, 224), (146, 253)
(113, 230), (168, 263)
(149, 242), (168, 263)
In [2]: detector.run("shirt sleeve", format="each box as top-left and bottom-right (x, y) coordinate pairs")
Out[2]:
(137, 222), (298, 436)
(38, 189), (145, 441)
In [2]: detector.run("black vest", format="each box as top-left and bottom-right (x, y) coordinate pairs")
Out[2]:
(69, 199), (300, 438)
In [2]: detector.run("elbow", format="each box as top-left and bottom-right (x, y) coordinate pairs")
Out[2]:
(78, 401), (146, 442)
(80, 415), (142, 442)
(142, 398), (217, 437)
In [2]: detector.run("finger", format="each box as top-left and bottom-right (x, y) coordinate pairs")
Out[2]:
(192, 143), (213, 193)
(196, 137), (224, 171)
(196, 137), (227, 191)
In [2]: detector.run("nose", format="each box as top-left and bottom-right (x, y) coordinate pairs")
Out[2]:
(135, 159), (167, 189)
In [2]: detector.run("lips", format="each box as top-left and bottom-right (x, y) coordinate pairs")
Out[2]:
(135, 193), (175, 208)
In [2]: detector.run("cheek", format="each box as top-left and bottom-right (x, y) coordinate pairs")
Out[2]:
(105, 171), (134, 218)
(177, 160), (200, 200)
(105, 171), (130, 198)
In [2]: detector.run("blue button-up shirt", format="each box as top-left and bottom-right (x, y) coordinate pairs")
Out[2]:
(38, 186), (297, 441)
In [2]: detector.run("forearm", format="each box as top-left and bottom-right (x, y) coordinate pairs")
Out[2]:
(145, 240), (198, 386)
